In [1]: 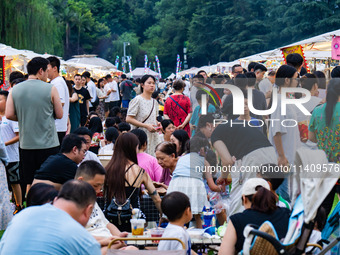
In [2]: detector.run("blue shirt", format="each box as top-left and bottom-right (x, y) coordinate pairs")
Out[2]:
(172, 153), (204, 180)
(0, 204), (101, 255)
(190, 104), (216, 136)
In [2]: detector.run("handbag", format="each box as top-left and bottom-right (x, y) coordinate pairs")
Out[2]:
(104, 168), (144, 227)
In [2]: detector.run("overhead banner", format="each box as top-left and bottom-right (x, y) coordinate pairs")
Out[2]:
(0, 56), (5, 89)
(281, 45), (310, 72)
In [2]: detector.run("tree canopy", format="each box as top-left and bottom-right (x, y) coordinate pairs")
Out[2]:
(1, 0), (340, 75)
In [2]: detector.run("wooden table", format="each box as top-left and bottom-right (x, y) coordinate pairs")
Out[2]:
(124, 232), (221, 252)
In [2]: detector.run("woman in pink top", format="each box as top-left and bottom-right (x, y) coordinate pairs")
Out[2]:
(130, 129), (163, 182)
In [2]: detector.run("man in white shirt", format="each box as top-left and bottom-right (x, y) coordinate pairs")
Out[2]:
(258, 70), (276, 102)
(75, 161), (128, 246)
(104, 75), (112, 116)
(104, 75), (120, 116)
(158, 78), (166, 93)
(47, 56), (70, 145)
(182, 77), (190, 97)
(83, 71), (97, 112)
(110, 76), (120, 107)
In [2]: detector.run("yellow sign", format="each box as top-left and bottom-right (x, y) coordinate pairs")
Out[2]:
(281, 45), (310, 72)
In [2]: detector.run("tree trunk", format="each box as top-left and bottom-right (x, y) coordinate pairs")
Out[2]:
(78, 25), (80, 55)
(66, 22), (69, 51)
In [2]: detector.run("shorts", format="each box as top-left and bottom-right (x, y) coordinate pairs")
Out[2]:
(105, 102), (111, 112)
(80, 115), (87, 126)
(57, 132), (66, 146)
(122, 100), (130, 108)
(5, 162), (20, 184)
(20, 146), (59, 185)
(106, 101), (121, 112)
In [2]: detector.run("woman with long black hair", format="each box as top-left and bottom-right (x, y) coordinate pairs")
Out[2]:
(170, 130), (190, 157)
(309, 78), (340, 163)
(298, 73), (322, 141)
(95, 78), (107, 121)
(104, 132), (162, 232)
(309, 78), (340, 215)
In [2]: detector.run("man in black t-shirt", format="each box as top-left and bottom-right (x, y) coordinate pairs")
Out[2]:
(73, 74), (91, 126)
(32, 134), (87, 190)
(120, 74), (133, 108)
(197, 114), (279, 215)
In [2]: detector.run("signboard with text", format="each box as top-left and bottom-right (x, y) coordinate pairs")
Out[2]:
(281, 45), (310, 72)
(0, 56), (4, 89)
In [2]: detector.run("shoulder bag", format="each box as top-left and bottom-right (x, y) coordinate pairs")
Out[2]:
(104, 168), (144, 227)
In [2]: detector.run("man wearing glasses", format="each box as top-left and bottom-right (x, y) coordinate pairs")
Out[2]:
(226, 64), (244, 86)
(232, 64), (244, 78)
(32, 134), (87, 190)
(72, 127), (102, 166)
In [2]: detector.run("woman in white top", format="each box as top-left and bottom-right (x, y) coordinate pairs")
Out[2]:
(268, 65), (301, 166)
(96, 78), (107, 121)
(126, 75), (162, 156)
(268, 65), (302, 202)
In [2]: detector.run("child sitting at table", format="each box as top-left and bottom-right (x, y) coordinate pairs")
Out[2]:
(158, 192), (193, 254)
(257, 164), (291, 210)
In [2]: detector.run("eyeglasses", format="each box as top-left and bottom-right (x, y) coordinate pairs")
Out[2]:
(81, 149), (88, 156)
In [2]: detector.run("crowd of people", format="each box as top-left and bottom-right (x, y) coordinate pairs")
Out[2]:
(0, 53), (339, 254)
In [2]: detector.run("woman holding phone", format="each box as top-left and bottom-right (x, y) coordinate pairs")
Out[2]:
(126, 75), (162, 156)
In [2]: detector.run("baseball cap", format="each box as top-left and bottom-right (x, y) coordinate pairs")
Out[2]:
(242, 178), (270, 196)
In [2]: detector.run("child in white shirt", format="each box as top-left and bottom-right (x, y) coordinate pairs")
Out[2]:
(158, 192), (193, 254)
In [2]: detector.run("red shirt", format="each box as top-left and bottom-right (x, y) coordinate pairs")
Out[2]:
(164, 94), (191, 136)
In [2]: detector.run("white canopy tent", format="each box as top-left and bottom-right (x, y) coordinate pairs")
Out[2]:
(239, 29), (340, 63)
(191, 29), (340, 74)
(177, 67), (198, 77)
(127, 67), (160, 78)
(0, 43), (121, 84)
(167, 73), (176, 79)
(0, 44), (25, 60)
(66, 54), (116, 70)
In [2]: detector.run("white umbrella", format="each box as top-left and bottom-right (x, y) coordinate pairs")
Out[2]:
(66, 54), (116, 69)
